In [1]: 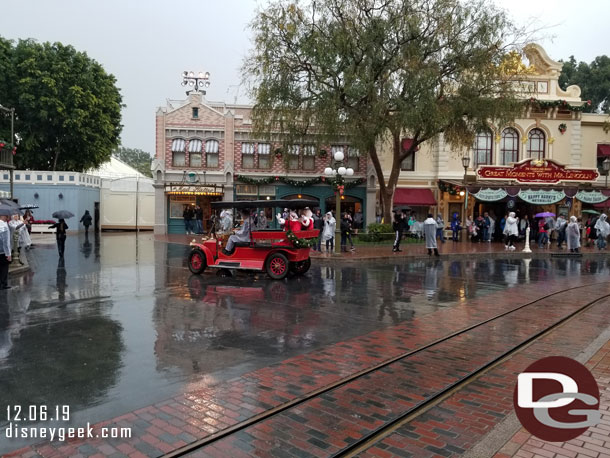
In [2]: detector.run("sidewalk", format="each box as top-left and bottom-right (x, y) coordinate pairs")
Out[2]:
(156, 234), (607, 261)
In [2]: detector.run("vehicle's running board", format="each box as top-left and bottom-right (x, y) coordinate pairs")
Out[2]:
(210, 262), (241, 268)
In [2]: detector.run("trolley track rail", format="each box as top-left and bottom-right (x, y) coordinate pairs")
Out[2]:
(164, 280), (610, 458)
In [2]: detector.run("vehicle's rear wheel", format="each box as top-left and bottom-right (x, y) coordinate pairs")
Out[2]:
(290, 258), (311, 275)
(266, 252), (289, 280)
(188, 249), (206, 274)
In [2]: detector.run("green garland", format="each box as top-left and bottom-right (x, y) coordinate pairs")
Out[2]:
(286, 229), (315, 248)
(0, 141), (16, 156)
(235, 174), (366, 189)
(526, 98), (592, 112)
(438, 180), (460, 195)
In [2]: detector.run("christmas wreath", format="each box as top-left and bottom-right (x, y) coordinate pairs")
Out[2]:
(285, 230), (315, 248)
(558, 123), (567, 134)
(318, 148), (328, 158)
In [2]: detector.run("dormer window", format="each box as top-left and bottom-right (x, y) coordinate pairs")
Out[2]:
(192, 107), (199, 119)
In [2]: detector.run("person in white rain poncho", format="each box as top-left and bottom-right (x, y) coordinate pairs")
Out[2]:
(9, 214), (31, 265)
(567, 216), (581, 253)
(0, 215), (11, 289)
(321, 212), (336, 253)
(594, 214), (610, 250)
(424, 214), (439, 256)
(503, 212), (519, 250)
(219, 209), (233, 232)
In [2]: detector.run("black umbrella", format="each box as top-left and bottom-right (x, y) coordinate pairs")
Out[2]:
(52, 210), (75, 219)
(0, 203), (15, 216)
(19, 204), (39, 210)
(0, 199), (22, 215)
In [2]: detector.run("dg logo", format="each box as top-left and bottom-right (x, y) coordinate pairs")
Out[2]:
(513, 356), (600, 442)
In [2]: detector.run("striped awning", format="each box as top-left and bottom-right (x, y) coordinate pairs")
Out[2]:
(188, 139), (202, 153)
(171, 139), (186, 152)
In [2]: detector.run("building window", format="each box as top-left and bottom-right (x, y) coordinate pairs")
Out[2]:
(2, 174), (7, 180)
(400, 151), (415, 171)
(527, 128), (546, 160)
(258, 143), (271, 169)
(241, 142), (255, 168)
(302, 145), (316, 170)
(188, 139), (202, 167)
(192, 107), (199, 119)
(171, 138), (186, 167)
(500, 128), (519, 164)
(288, 145), (300, 170)
(205, 139), (219, 168)
(25, 174), (31, 181)
(37, 175), (42, 181)
(347, 147), (360, 170)
(473, 130), (493, 166)
(15, 174), (20, 180)
(59, 175), (64, 181)
(69, 175), (75, 182)
(47, 175), (52, 181)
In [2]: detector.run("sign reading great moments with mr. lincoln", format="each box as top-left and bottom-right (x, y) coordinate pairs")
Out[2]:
(477, 159), (599, 184)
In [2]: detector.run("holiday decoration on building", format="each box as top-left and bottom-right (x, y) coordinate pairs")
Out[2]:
(274, 148), (284, 158)
(526, 98), (592, 112)
(235, 174), (366, 189)
(558, 123), (567, 134)
(438, 180), (460, 195)
(318, 148), (328, 158)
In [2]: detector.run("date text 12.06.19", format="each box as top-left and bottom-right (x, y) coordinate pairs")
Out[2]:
(6, 405), (70, 422)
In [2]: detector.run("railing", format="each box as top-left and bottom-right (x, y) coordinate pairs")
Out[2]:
(0, 149), (14, 169)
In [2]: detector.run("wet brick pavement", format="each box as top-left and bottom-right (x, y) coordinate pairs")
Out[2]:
(5, 272), (610, 457)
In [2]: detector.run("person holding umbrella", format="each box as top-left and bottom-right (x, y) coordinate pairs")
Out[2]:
(49, 210), (74, 257)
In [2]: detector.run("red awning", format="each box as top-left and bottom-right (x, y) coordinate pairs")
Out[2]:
(393, 188), (437, 206)
(597, 144), (610, 157)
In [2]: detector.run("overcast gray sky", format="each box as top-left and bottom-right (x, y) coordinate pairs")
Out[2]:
(3, 0), (608, 156)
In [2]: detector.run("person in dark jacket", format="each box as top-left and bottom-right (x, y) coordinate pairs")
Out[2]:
(49, 219), (68, 257)
(80, 210), (92, 234)
(340, 213), (355, 252)
(183, 205), (194, 234)
(313, 209), (324, 251)
(393, 210), (407, 252)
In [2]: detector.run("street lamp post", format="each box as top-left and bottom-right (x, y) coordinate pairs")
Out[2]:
(0, 104), (15, 199)
(324, 150), (354, 254)
(181, 71), (211, 95)
(461, 155), (470, 185)
(603, 158), (610, 188)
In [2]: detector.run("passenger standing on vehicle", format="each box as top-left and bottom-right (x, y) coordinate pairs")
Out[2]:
(313, 209), (323, 251)
(567, 216), (581, 253)
(322, 211), (336, 253)
(49, 219), (68, 257)
(392, 210), (406, 252)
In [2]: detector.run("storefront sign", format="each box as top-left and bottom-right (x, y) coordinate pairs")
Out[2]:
(575, 190), (609, 204)
(472, 188), (508, 201)
(477, 159), (599, 184)
(518, 189), (566, 204)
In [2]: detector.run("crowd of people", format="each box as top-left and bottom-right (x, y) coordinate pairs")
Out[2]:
(213, 206), (360, 256)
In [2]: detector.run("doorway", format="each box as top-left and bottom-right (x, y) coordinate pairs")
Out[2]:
(94, 202), (100, 232)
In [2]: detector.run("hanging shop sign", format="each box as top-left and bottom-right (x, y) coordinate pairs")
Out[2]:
(477, 159), (599, 184)
(518, 189), (566, 205)
(472, 188), (508, 201)
(574, 190), (609, 204)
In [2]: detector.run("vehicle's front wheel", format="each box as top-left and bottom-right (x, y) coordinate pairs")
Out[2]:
(266, 252), (289, 280)
(188, 249), (206, 274)
(290, 258), (311, 275)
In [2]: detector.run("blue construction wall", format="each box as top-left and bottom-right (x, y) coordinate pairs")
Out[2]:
(0, 182), (100, 232)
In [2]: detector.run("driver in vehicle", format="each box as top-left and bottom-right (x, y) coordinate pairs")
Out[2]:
(222, 209), (252, 255)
